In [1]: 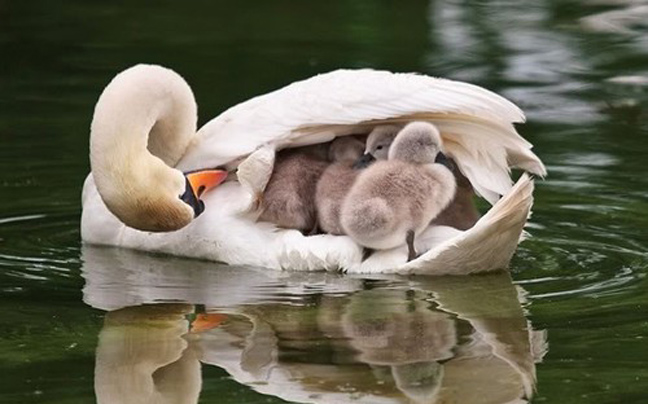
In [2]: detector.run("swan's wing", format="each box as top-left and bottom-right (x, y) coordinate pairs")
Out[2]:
(397, 174), (534, 275)
(350, 174), (534, 275)
(177, 69), (545, 204)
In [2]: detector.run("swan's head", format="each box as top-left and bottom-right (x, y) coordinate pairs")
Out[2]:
(93, 156), (228, 232)
(388, 122), (442, 164)
(353, 125), (401, 169)
(90, 64), (228, 233)
(329, 136), (365, 163)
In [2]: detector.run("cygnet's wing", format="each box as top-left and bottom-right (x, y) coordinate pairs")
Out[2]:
(397, 174), (534, 276)
(176, 69), (545, 204)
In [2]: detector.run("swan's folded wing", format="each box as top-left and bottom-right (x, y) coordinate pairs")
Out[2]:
(177, 69), (545, 203)
(397, 174), (534, 276)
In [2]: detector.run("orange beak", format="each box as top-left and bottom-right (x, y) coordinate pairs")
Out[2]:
(191, 313), (228, 333)
(186, 169), (228, 199)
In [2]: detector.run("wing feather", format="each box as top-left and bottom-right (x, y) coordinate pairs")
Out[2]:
(176, 69), (544, 201)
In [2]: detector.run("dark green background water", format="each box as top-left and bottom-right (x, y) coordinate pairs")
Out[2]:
(1, 0), (648, 403)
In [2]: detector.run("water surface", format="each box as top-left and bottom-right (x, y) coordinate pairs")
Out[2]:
(1, 0), (648, 403)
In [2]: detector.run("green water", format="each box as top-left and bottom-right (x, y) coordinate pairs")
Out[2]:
(1, 0), (648, 402)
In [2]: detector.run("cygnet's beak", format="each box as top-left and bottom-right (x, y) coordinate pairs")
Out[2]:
(353, 153), (376, 169)
(180, 169), (228, 217)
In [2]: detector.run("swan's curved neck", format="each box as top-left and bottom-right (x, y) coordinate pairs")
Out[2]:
(89, 65), (198, 231)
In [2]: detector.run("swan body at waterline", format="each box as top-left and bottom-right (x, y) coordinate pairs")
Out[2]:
(81, 64), (545, 274)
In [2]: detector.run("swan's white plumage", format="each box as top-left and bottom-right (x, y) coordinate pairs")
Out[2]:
(177, 69), (544, 203)
(82, 172), (533, 275)
(82, 65), (543, 275)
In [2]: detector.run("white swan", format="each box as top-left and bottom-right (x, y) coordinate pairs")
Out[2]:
(81, 64), (545, 274)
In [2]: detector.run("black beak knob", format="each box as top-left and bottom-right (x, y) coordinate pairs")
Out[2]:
(180, 177), (206, 218)
(353, 153), (376, 169)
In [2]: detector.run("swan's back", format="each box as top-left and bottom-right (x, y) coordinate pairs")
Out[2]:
(176, 69), (544, 206)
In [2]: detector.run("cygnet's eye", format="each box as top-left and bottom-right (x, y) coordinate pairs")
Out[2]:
(376, 145), (383, 150)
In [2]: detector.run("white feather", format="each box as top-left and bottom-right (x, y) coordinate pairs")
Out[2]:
(400, 174), (534, 275)
(176, 69), (544, 202)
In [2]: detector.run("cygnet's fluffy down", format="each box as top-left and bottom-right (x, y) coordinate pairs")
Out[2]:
(315, 137), (366, 235)
(354, 125), (402, 168)
(431, 166), (480, 230)
(359, 124), (480, 231)
(341, 122), (456, 258)
(259, 146), (329, 232)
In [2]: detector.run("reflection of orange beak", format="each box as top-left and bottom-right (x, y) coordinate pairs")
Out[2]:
(191, 313), (228, 333)
(186, 169), (228, 198)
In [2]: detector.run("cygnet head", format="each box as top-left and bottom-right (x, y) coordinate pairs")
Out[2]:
(353, 125), (401, 168)
(329, 136), (366, 163)
(388, 122), (443, 164)
(365, 125), (402, 160)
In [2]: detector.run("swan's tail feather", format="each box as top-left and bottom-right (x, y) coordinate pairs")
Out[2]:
(480, 173), (534, 226)
(399, 174), (534, 276)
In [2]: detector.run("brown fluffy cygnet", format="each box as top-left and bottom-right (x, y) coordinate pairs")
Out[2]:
(431, 165), (480, 230)
(359, 124), (480, 231)
(341, 122), (457, 260)
(258, 145), (329, 233)
(315, 137), (366, 235)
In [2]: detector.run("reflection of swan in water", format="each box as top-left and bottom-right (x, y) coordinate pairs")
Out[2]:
(197, 274), (547, 404)
(340, 290), (458, 365)
(81, 246), (365, 311)
(337, 290), (457, 403)
(83, 246), (547, 404)
(94, 304), (201, 404)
